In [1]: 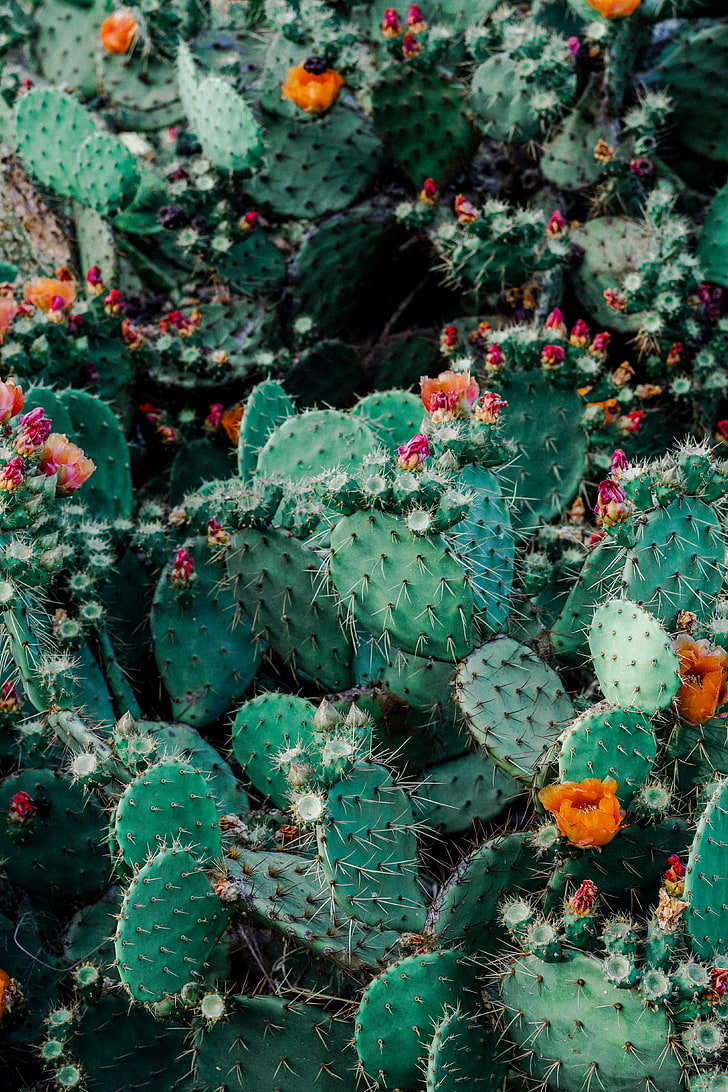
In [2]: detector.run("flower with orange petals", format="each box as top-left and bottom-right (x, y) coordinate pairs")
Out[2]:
(0, 298), (17, 343)
(673, 634), (728, 726)
(100, 9), (138, 54)
(221, 405), (244, 444)
(23, 277), (75, 314)
(38, 433), (96, 496)
(0, 967), (12, 1020)
(0, 379), (23, 424)
(538, 777), (624, 848)
(585, 0), (640, 16)
(420, 370), (479, 422)
(281, 58), (344, 114)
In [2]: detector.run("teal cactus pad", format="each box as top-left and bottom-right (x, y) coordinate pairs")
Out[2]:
(427, 831), (540, 952)
(558, 702), (656, 805)
(698, 179), (728, 289)
(74, 131), (140, 216)
(193, 994), (354, 1090)
(500, 950), (683, 1092)
(372, 63), (474, 188)
(246, 108), (383, 219)
(418, 750), (522, 834)
(58, 389), (133, 522)
(355, 950), (481, 1089)
(621, 497), (725, 630)
(685, 778), (728, 960)
(256, 408), (379, 482)
(380, 645), (459, 715)
(231, 692), (317, 807)
(15, 87), (95, 201)
(330, 508), (474, 660)
(217, 226), (286, 297)
(64, 887), (123, 978)
(496, 371), (587, 531)
(351, 389), (424, 451)
(589, 599), (681, 715)
(226, 527), (354, 690)
(112, 757), (222, 871)
(569, 216), (650, 332)
(34, 0), (101, 97)
(456, 638), (574, 781)
(425, 1007), (508, 1091)
(552, 540), (623, 666)
(97, 52), (183, 131)
(115, 846), (229, 1003)
(238, 379), (294, 481)
(317, 760), (426, 931)
(451, 463), (514, 630)
(147, 720), (249, 813)
(151, 537), (261, 727)
(0, 768), (109, 901)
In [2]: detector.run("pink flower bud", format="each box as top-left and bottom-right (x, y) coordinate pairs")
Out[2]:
(170, 547), (196, 588)
(629, 158), (653, 177)
(603, 288), (627, 312)
(541, 344), (565, 368)
(595, 479), (628, 528)
(8, 790), (36, 824)
(406, 2), (426, 30)
(0, 455), (25, 492)
(397, 432), (430, 470)
(419, 178), (438, 205)
(206, 403), (224, 431)
(610, 448), (629, 476)
(619, 410), (645, 434)
(0, 681), (20, 713)
(86, 265), (104, 289)
(14, 407), (51, 456)
(567, 36), (580, 55)
(381, 7), (402, 36)
(440, 325), (459, 353)
(569, 319), (590, 348)
(547, 209), (567, 237)
(590, 331), (611, 358)
(544, 308), (566, 336)
(402, 30), (422, 56)
(485, 344), (505, 372)
(104, 288), (124, 316)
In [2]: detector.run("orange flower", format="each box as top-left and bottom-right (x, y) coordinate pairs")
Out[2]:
(100, 9), (138, 54)
(420, 370), (479, 422)
(585, 397), (620, 427)
(23, 277), (75, 314)
(221, 405), (243, 445)
(585, 0), (640, 15)
(538, 777), (624, 848)
(673, 634), (728, 726)
(0, 378), (24, 423)
(38, 433), (96, 496)
(0, 968), (10, 1021)
(281, 58), (344, 115)
(0, 298), (17, 343)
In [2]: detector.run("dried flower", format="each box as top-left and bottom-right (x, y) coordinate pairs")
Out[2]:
(595, 479), (629, 528)
(568, 879), (598, 913)
(454, 194), (477, 225)
(475, 391), (508, 425)
(397, 432), (430, 470)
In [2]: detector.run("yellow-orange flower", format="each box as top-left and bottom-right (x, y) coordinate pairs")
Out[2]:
(23, 277), (75, 314)
(221, 404), (243, 445)
(673, 633), (728, 726)
(420, 370), (479, 421)
(0, 298), (17, 343)
(585, 0), (640, 15)
(281, 60), (344, 115)
(538, 777), (624, 848)
(38, 433), (96, 496)
(100, 9), (139, 54)
(0, 968), (11, 1021)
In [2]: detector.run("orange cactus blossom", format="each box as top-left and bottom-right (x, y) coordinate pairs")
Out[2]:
(538, 777), (624, 848)
(221, 404), (244, 445)
(38, 433), (96, 496)
(673, 633), (728, 726)
(23, 277), (76, 314)
(100, 9), (139, 54)
(585, 0), (641, 15)
(0, 967), (12, 1020)
(0, 378), (24, 423)
(420, 370), (479, 422)
(281, 57), (345, 114)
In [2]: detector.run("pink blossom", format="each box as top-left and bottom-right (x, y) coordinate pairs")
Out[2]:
(397, 432), (430, 470)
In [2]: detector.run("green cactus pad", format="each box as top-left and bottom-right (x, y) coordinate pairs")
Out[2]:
(317, 760), (426, 931)
(231, 692), (317, 807)
(256, 408), (378, 482)
(418, 751), (522, 834)
(558, 702), (656, 805)
(589, 599), (681, 715)
(112, 757), (221, 872)
(115, 846), (229, 1003)
(569, 216), (650, 332)
(698, 179), (728, 289)
(151, 537), (261, 727)
(425, 1006), (507, 1091)
(226, 527), (354, 690)
(427, 831), (540, 952)
(451, 463), (514, 630)
(0, 768), (109, 901)
(97, 51), (183, 131)
(330, 508), (474, 660)
(500, 950), (683, 1092)
(147, 720), (249, 814)
(35, 0), (100, 97)
(496, 371), (587, 531)
(685, 778), (728, 960)
(238, 379), (294, 481)
(245, 108), (383, 219)
(193, 994), (353, 1090)
(58, 389), (133, 522)
(621, 497), (725, 630)
(15, 87), (95, 201)
(552, 540), (622, 666)
(74, 131), (140, 216)
(372, 63), (474, 188)
(355, 950), (481, 1090)
(456, 638), (574, 781)
(351, 389), (424, 451)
